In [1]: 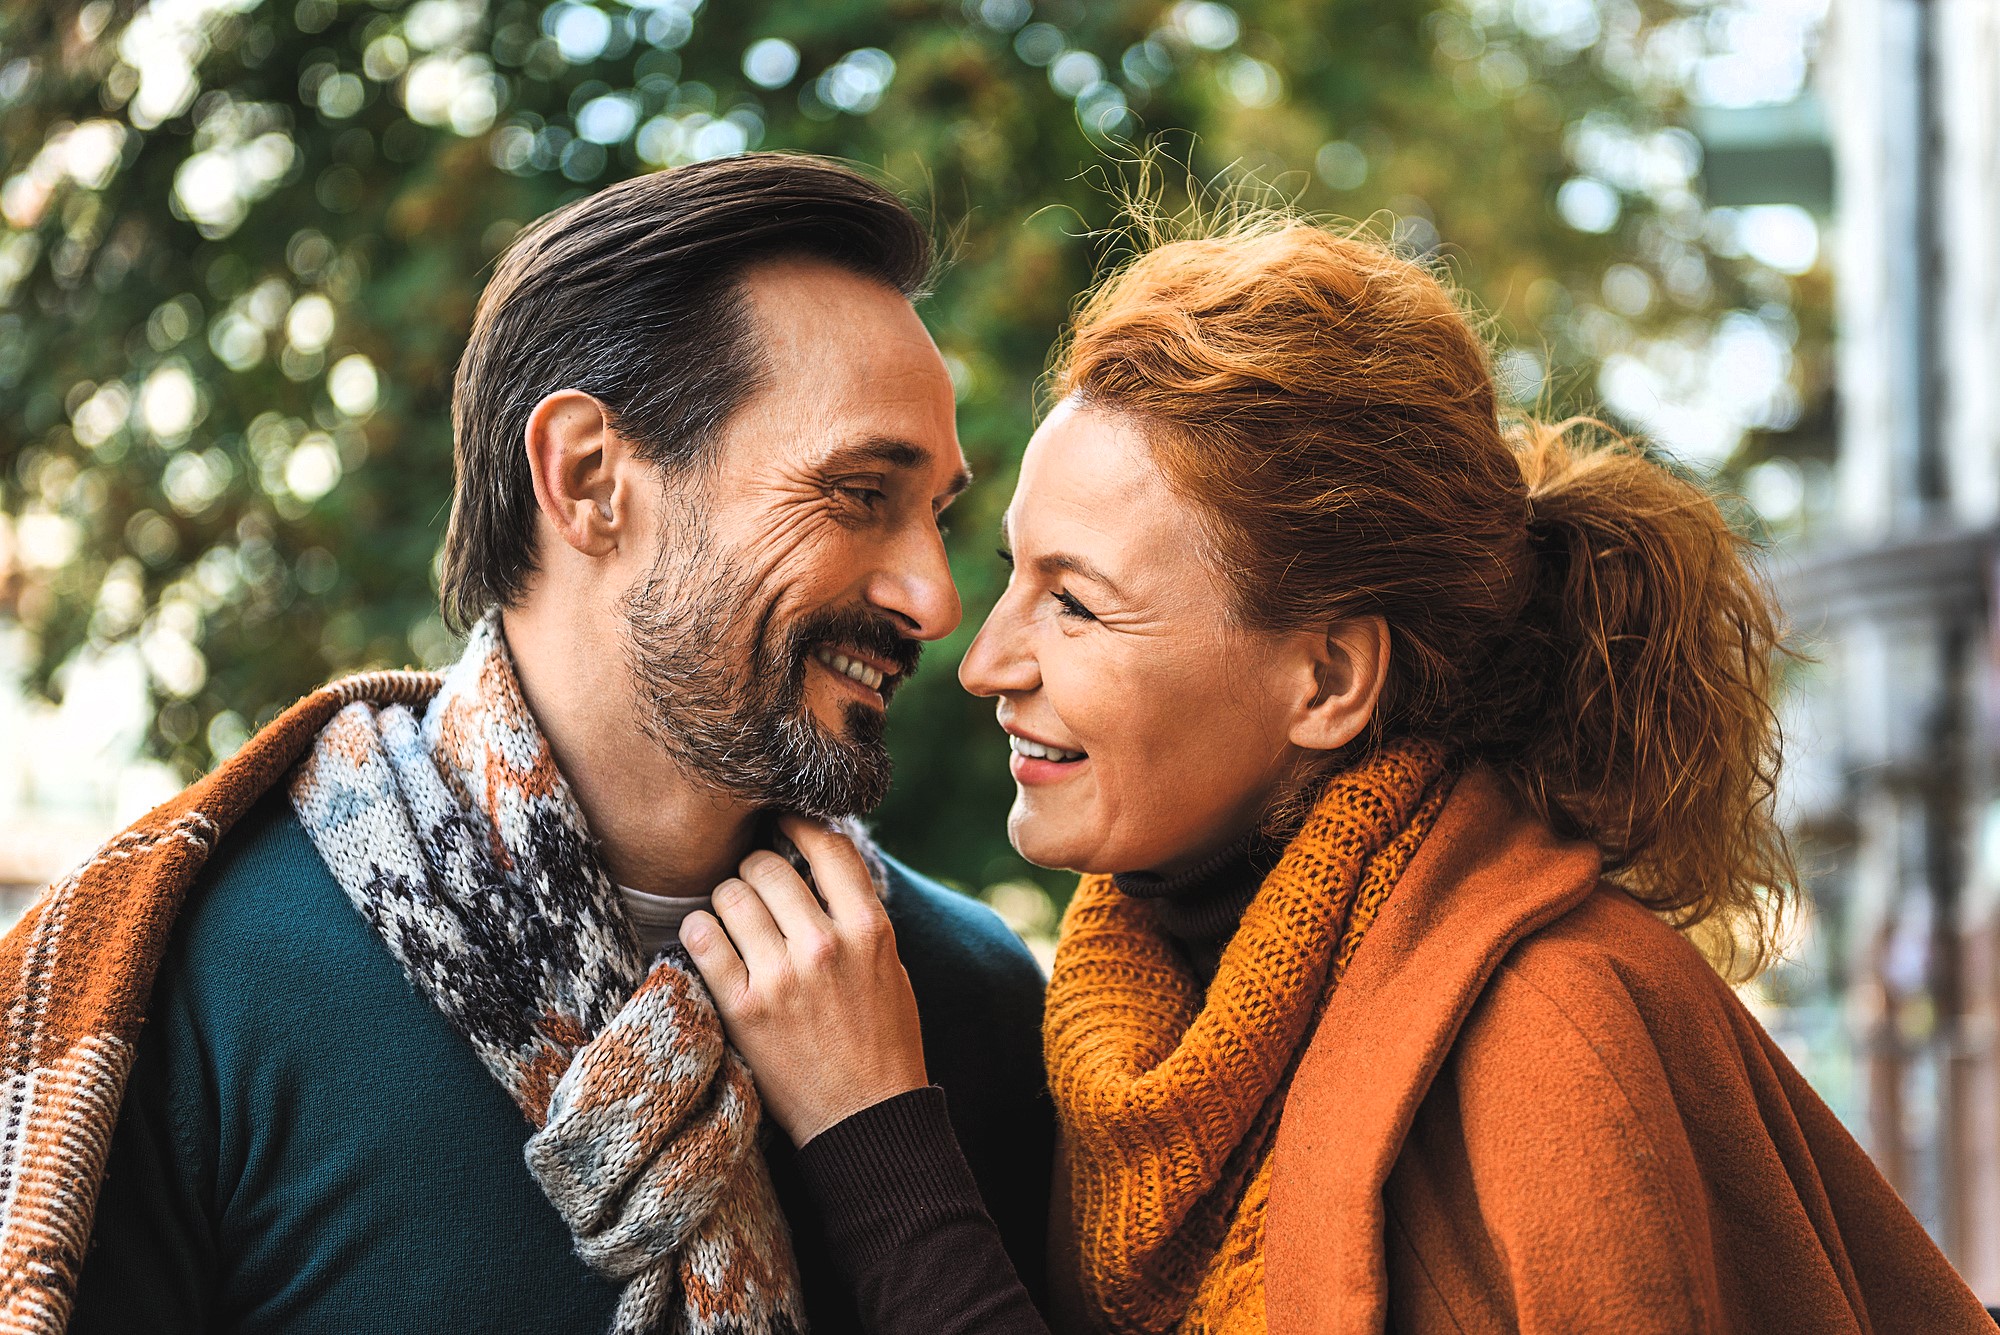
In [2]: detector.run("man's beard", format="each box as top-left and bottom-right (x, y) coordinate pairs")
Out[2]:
(619, 531), (922, 819)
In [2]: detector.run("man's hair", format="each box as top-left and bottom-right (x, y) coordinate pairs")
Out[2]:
(440, 153), (933, 630)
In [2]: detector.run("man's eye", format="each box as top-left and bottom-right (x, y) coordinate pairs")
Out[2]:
(996, 547), (1014, 566)
(836, 486), (887, 509)
(1053, 590), (1097, 622)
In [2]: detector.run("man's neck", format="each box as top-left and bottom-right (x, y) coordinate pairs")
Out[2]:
(499, 606), (759, 899)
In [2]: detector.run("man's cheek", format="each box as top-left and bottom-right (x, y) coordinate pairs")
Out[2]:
(755, 567), (858, 650)
(732, 497), (851, 575)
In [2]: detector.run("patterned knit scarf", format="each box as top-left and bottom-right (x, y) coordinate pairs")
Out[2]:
(289, 614), (805, 1335)
(1044, 740), (1451, 1335)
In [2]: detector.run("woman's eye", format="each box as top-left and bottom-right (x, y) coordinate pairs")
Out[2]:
(1053, 590), (1097, 622)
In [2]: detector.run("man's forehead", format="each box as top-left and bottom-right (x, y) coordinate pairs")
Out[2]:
(736, 263), (953, 401)
(739, 258), (923, 347)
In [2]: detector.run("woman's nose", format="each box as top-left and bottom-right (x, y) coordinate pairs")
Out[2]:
(959, 596), (1037, 697)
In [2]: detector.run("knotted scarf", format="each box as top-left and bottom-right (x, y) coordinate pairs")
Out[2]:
(289, 614), (805, 1335)
(1045, 739), (1451, 1334)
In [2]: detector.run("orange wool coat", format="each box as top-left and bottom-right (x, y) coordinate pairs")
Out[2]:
(1254, 769), (1993, 1334)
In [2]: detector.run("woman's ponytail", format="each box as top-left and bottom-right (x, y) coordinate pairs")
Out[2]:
(1493, 420), (1794, 978)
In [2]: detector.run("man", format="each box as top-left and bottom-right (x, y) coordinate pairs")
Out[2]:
(0, 154), (1050, 1333)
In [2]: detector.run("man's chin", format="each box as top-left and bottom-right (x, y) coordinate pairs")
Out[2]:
(803, 698), (867, 737)
(738, 702), (892, 818)
(778, 759), (891, 820)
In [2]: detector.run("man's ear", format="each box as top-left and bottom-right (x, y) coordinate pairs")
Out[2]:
(524, 389), (626, 558)
(1287, 615), (1390, 753)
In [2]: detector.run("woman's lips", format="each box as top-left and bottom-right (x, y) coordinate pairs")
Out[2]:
(1001, 724), (1087, 785)
(1008, 750), (1089, 786)
(1008, 739), (1088, 783)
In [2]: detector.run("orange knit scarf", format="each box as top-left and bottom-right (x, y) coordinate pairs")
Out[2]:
(1045, 740), (1451, 1334)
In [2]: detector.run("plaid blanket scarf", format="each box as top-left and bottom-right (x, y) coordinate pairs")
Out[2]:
(0, 616), (807, 1334)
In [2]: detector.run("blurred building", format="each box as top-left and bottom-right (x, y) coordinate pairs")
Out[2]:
(1780, 0), (2000, 1296)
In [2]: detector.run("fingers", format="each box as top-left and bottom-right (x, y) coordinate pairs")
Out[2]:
(735, 849), (832, 942)
(707, 875), (787, 972)
(678, 910), (750, 1008)
(777, 814), (884, 927)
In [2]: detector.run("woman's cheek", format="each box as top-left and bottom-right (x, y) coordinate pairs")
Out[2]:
(1051, 635), (1132, 761)
(1031, 642), (1115, 847)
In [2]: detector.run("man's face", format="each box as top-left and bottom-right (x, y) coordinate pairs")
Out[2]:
(621, 258), (968, 818)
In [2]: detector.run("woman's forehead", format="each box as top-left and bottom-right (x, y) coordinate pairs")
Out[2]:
(1007, 403), (1227, 602)
(1014, 406), (1168, 525)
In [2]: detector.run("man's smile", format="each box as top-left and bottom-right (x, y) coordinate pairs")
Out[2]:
(811, 644), (892, 693)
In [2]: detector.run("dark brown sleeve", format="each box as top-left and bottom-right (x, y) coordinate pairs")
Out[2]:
(793, 1087), (1053, 1335)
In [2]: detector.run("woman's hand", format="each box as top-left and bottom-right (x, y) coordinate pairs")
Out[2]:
(679, 814), (929, 1146)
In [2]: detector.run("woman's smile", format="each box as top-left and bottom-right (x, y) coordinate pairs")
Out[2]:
(1003, 726), (1089, 784)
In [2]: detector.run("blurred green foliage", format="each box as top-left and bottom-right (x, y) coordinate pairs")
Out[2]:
(0, 0), (1827, 905)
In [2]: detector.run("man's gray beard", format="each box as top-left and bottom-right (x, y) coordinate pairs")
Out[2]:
(618, 532), (894, 819)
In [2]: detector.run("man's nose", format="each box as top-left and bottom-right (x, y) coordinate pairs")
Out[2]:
(867, 525), (962, 642)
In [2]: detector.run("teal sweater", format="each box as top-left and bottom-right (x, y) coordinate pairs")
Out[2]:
(72, 789), (1052, 1333)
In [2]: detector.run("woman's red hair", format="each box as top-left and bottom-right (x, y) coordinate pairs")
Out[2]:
(1054, 216), (1793, 979)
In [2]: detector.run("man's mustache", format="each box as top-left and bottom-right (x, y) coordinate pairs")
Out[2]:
(785, 607), (923, 702)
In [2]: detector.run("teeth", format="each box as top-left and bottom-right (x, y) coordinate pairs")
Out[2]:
(1009, 735), (1087, 763)
(813, 647), (886, 692)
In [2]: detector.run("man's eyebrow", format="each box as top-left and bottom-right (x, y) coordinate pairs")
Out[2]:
(821, 436), (972, 500)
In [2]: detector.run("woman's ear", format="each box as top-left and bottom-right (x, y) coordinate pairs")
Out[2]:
(524, 389), (625, 558)
(1288, 615), (1390, 752)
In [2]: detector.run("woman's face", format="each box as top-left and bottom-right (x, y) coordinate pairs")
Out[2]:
(959, 400), (1383, 875)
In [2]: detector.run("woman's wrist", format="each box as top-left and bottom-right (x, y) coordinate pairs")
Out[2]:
(793, 1086), (1052, 1335)
(793, 1076), (934, 1148)
(794, 1086), (985, 1257)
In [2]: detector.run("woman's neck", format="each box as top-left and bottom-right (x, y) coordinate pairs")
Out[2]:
(1112, 832), (1286, 982)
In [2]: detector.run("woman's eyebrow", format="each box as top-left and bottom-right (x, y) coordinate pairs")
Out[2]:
(1035, 551), (1124, 597)
(997, 517), (1124, 595)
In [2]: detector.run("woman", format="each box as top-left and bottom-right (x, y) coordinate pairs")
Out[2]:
(679, 215), (1994, 1333)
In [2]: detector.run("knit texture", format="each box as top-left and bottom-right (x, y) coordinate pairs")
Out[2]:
(1111, 834), (1285, 984)
(288, 614), (804, 1335)
(1044, 740), (1450, 1335)
(0, 666), (435, 1334)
